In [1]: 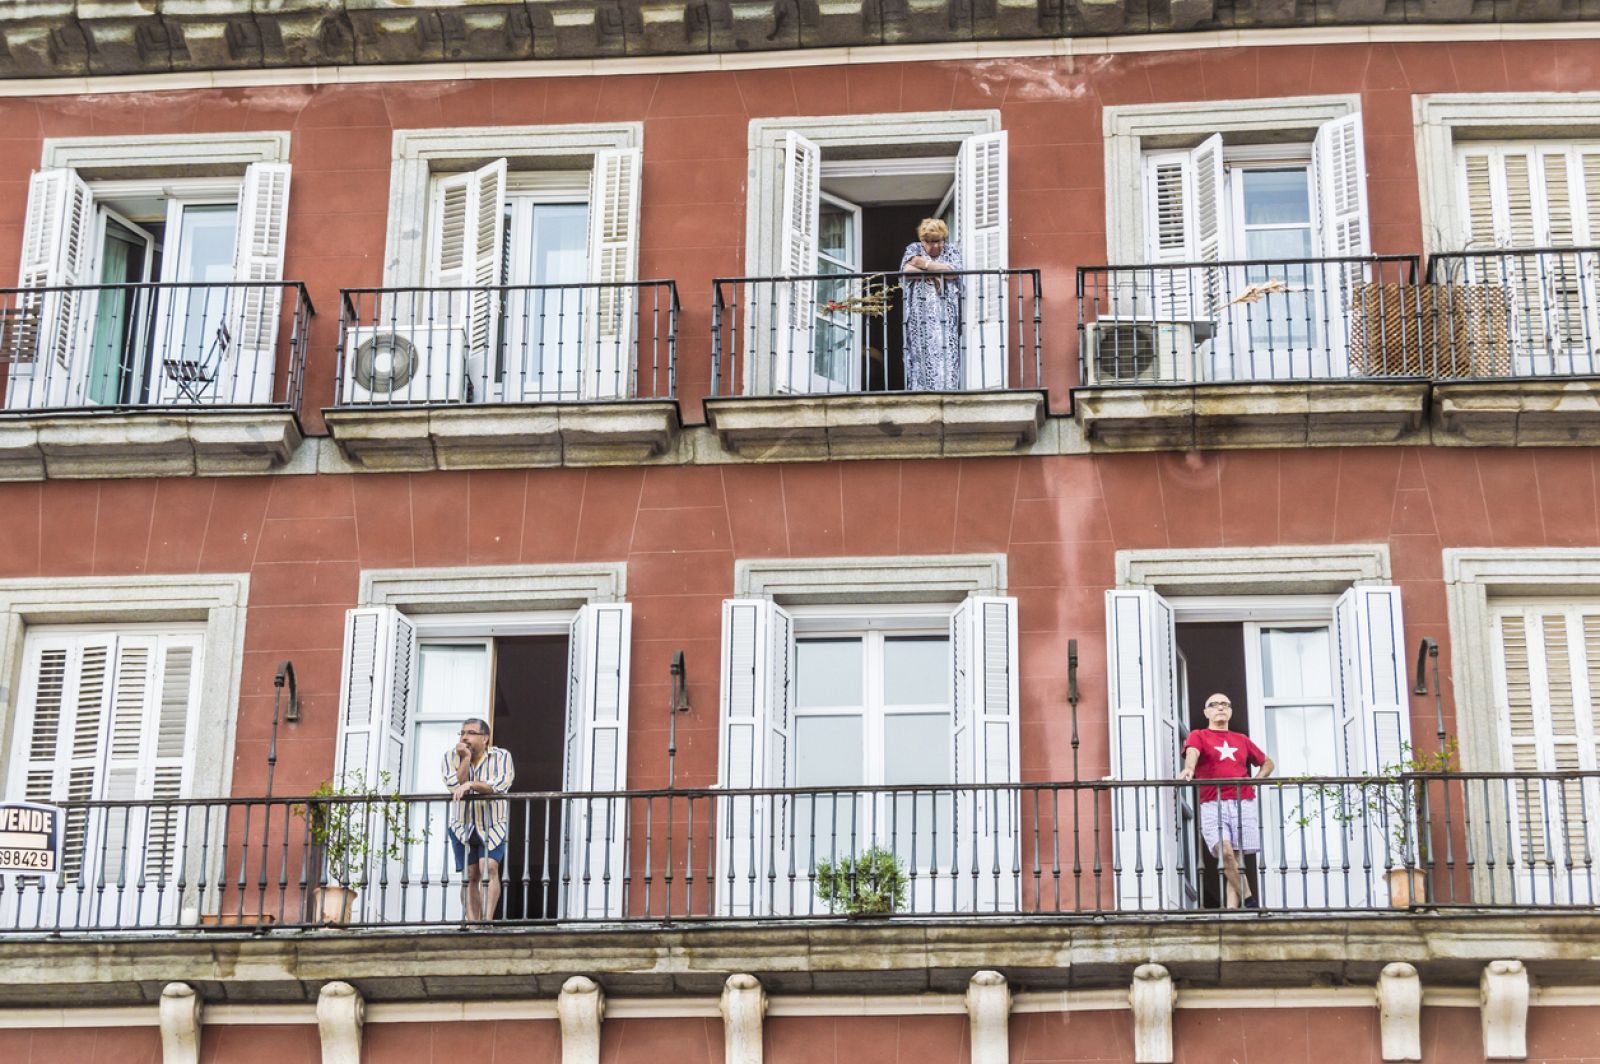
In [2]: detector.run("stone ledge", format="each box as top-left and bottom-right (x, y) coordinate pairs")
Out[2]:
(1433, 378), (1600, 446)
(0, 913), (1597, 1006)
(0, 409), (302, 480)
(704, 391), (1046, 462)
(323, 401), (681, 471)
(1074, 381), (1430, 452)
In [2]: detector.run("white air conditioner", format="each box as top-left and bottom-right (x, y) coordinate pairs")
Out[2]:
(342, 325), (468, 404)
(1083, 320), (1193, 385)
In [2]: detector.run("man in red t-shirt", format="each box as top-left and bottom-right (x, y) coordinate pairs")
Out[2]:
(1177, 692), (1275, 909)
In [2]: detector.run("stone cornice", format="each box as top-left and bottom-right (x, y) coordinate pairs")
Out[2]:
(0, 1), (1595, 80)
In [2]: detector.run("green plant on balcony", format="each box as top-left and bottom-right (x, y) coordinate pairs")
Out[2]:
(296, 770), (413, 922)
(813, 845), (907, 916)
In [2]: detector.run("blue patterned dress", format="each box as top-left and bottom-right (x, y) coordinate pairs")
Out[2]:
(900, 241), (964, 391)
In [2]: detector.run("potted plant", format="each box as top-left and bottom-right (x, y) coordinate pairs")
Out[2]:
(298, 771), (412, 924)
(1291, 739), (1457, 908)
(813, 845), (907, 917)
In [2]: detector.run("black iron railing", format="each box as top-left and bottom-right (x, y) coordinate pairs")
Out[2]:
(335, 282), (679, 406)
(0, 282), (313, 413)
(1429, 246), (1600, 377)
(3, 772), (1598, 933)
(710, 268), (1043, 396)
(1076, 256), (1425, 385)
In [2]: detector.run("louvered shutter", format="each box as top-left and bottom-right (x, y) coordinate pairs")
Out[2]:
(220, 162), (291, 405)
(773, 132), (821, 394)
(950, 596), (1020, 912)
(334, 607), (417, 789)
(559, 602), (632, 919)
(428, 159), (506, 392)
(1105, 589), (1187, 911)
(6, 169), (95, 409)
(583, 148), (642, 400)
(715, 598), (792, 915)
(1141, 147), (1206, 333)
(1312, 114), (1370, 366)
(957, 130), (1010, 389)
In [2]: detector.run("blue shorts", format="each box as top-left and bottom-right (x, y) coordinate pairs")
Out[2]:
(449, 830), (507, 873)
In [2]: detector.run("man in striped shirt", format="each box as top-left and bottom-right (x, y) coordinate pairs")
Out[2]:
(442, 717), (515, 921)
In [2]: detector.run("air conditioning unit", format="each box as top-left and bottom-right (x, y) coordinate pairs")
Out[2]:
(342, 325), (468, 404)
(1083, 320), (1192, 385)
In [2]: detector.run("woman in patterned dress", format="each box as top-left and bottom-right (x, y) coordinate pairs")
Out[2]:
(900, 218), (964, 391)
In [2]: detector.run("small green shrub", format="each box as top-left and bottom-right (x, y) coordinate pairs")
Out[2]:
(813, 845), (907, 916)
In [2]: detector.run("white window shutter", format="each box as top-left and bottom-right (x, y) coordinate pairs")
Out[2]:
(715, 597), (792, 915)
(224, 162), (291, 405)
(951, 595), (1020, 912)
(1312, 114), (1370, 367)
(583, 147), (642, 400)
(773, 131), (821, 394)
(1332, 585), (1411, 776)
(955, 130), (1009, 389)
(561, 602), (632, 919)
(1188, 134), (1225, 324)
(6, 168), (95, 409)
(1459, 148), (1499, 249)
(1142, 150), (1195, 323)
(334, 606), (416, 788)
(428, 158), (506, 388)
(1105, 589), (1187, 911)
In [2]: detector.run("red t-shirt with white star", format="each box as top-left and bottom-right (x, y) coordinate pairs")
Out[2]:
(1183, 728), (1267, 803)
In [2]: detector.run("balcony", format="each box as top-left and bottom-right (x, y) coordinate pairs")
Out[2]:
(5, 772), (1593, 937)
(706, 269), (1046, 461)
(1429, 246), (1600, 445)
(1075, 255), (1432, 450)
(325, 282), (681, 471)
(0, 281), (311, 479)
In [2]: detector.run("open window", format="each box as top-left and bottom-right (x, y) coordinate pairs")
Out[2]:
(715, 596), (1019, 916)
(1113, 114), (1368, 383)
(333, 602), (631, 921)
(766, 128), (1009, 394)
(1106, 585), (1410, 910)
(5, 163), (290, 411)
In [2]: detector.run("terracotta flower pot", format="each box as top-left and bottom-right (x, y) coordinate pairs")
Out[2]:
(1386, 867), (1427, 908)
(314, 884), (358, 925)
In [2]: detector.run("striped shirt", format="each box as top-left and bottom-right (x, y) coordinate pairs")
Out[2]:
(441, 746), (515, 850)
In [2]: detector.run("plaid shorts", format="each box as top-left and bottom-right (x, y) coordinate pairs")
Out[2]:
(1199, 798), (1261, 856)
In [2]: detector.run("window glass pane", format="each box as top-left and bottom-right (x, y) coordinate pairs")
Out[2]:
(884, 713), (952, 785)
(1264, 703), (1338, 777)
(173, 204), (238, 360)
(793, 714), (864, 786)
(819, 204), (852, 262)
(1259, 627), (1332, 700)
(883, 636), (950, 705)
(1243, 228), (1314, 260)
(796, 639), (863, 707)
(1240, 169), (1311, 226)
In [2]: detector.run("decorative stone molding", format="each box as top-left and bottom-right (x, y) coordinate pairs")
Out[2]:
(158, 983), (202, 1064)
(1377, 963), (1422, 1062)
(0, 411), (303, 482)
(1480, 960), (1530, 1060)
(557, 976), (605, 1064)
(316, 982), (365, 1064)
(1073, 381), (1429, 453)
(966, 971), (1012, 1064)
(41, 131), (291, 176)
(1129, 964), (1174, 1064)
(323, 403), (680, 473)
(704, 393), (1045, 462)
(360, 563), (626, 613)
(1433, 379), (1600, 447)
(735, 554), (1007, 604)
(1118, 544), (1390, 597)
(720, 973), (767, 1064)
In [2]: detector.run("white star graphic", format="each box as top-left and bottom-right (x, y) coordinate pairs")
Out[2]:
(1216, 741), (1239, 762)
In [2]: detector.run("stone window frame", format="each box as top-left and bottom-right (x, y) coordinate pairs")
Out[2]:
(382, 123), (643, 288)
(0, 574), (250, 802)
(1442, 548), (1600, 773)
(733, 553), (1008, 605)
(1116, 544), (1391, 596)
(1101, 95), (1362, 264)
(359, 562), (627, 612)
(40, 131), (291, 176)
(1414, 93), (1600, 256)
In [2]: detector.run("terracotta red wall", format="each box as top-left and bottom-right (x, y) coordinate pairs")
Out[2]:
(766, 1014), (969, 1062)
(0, 445), (1592, 795)
(363, 1019), (561, 1062)
(0, 1026), (160, 1063)
(1, 40), (1598, 425)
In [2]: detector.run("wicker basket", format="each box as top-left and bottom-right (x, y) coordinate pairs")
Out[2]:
(1348, 283), (1512, 378)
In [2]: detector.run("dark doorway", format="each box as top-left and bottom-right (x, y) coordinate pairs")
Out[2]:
(1173, 622), (1257, 909)
(491, 634), (568, 920)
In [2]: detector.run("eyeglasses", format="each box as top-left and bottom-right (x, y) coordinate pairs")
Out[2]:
(459, 729), (486, 737)
(1205, 700), (1232, 708)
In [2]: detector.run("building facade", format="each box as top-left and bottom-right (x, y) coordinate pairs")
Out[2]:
(1, 2), (1600, 1062)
